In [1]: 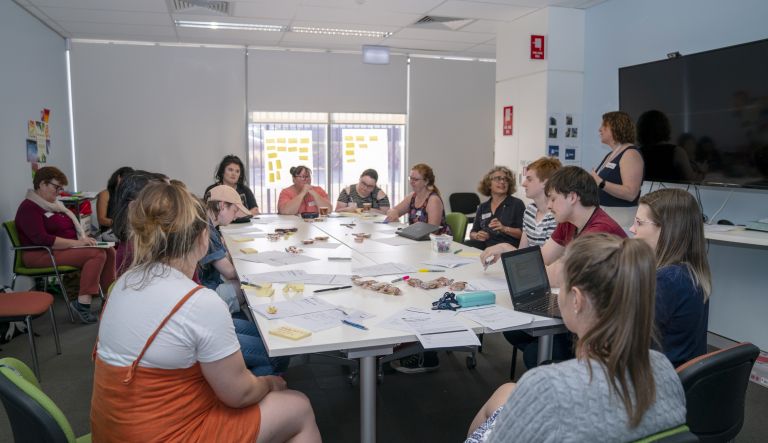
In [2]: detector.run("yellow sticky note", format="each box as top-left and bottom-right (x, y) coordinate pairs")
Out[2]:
(267, 153), (277, 159)
(269, 173), (275, 182)
(277, 138), (286, 143)
(458, 250), (481, 258)
(344, 136), (353, 141)
(266, 138), (275, 143)
(299, 147), (309, 153)
(288, 138), (297, 144)
(268, 162), (273, 171)
(299, 155), (309, 161)
(345, 150), (355, 156)
(359, 144), (368, 149)
(277, 146), (286, 152)
(356, 136), (365, 141)
(239, 247), (258, 254)
(346, 143), (355, 148)
(369, 136), (378, 141)
(233, 237), (256, 242)
(276, 160), (282, 169)
(266, 145), (276, 150)
(276, 171), (281, 180)
(288, 147), (298, 152)
(300, 138), (310, 144)
(347, 159), (356, 163)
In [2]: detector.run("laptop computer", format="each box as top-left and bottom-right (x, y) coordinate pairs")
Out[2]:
(500, 245), (561, 318)
(395, 222), (441, 241)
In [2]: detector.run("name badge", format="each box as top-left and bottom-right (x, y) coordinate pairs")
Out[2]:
(44, 211), (54, 218)
(415, 210), (423, 217)
(481, 212), (492, 220)
(307, 201), (316, 207)
(605, 162), (617, 170)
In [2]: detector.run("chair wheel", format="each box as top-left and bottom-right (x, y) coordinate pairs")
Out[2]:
(466, 355), (477, 369)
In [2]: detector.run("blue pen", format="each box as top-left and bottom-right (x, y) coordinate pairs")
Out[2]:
(341, 319), (369, 330)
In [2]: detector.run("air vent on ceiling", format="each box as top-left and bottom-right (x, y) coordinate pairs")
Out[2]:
(412, 15), (474, 31)
(171, 0), (231, 16)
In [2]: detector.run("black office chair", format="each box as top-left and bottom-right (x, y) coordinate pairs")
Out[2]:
(676, 342), (759, 443)
(448, 193), (480, 223)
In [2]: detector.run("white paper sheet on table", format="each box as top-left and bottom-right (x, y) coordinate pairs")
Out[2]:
(421, 257), (475, 268)
(400, 311), (481, 349)
(253, 297), (337, 319)
(373, 236), (419, 246)
(302, 274), (352, 285)
(224, 225), (264, 234)
(244, 270), (350, 285)
(352, 262), (421, 277)
(467, 276), (509, 291)
(284, 308), (374, 332)
(297, 242), (341, 249)
(227, 234), (267, 242)
(235, 250), (318, 266)
(459, 305), (536, 330)
(378, 307), (433, 333)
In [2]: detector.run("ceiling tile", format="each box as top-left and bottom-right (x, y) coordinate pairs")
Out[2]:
(430, 1), (536, 21)
(393, 28), (493, 44)
(383, 38), (474, 53)
(232, 1), (301, 20)
(298, 0), (444, 15)
(280, 32), (384, 47)
(290, 20), (401, 33)
(177, 28), (284, 45)
(458, 19), (506, 34)
(56, 20), (177, 38)
(294, 5), (421, 27)
(28, 0), (168, 13)
(37, 7), (171, 26)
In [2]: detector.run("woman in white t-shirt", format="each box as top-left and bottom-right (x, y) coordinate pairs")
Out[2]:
(91, 181), (320, 442)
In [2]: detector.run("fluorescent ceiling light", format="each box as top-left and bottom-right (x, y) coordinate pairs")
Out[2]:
(174, 20), (392, 38)
(175, 20), (285, 32)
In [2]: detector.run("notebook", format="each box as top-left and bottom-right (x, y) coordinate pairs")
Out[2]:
(500, 245), (561, 318)
(395, 222), (441, 241)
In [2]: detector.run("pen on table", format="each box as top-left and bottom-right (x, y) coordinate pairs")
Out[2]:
(391, 275), (411, 283)
(453, 249), (463, 255)
(418, 269), (445, 273)
(341, 319), (369, 330)
(313, 285), (353, 293)
(240, 281), (262, 289)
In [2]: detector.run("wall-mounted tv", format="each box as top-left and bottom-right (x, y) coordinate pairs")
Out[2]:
(619, 38), (768, 189)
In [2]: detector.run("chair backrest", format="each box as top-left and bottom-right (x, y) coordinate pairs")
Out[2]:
(445, 212), (468, 243)
(676, 342), (759, 443)
(0, 357), (76, 443)
(3, 220), (25, 272)
(448, 193), (480, 215)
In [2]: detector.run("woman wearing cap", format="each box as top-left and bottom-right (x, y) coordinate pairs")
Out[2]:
(205, 155), (259, 219)
(91, 181), (320, 442)
(277, 165), (331, 215)
(335, 168), (391, 214)
(14, 166), (116, 324)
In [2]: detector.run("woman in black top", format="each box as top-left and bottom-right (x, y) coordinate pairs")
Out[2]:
(467, 166), (525, 249)
(205, 155), (259, 221)
(590, 111), (644, 227)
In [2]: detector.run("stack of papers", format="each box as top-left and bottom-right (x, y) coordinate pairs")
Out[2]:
(352, 262), (420, 277)
(467, 276), (508, 291)
(378, 308), (480, 349)
(421, 257), (475, 268)
(253, 297), (337, 319)
(459, 305), (535, 330)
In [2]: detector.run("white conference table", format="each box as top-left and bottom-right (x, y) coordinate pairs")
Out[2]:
(222, 214), (563, 443)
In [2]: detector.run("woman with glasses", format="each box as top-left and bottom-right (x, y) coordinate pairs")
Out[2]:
(335, 168), (391, 214)
(277, 165), (331, 215)
(14, 166), (116, 324)
(385, 163), (451, 236)
(466, 234), (686, 442)
(630, 188), (711, 367)
(205, 155), (259, 221)
(466, 166), (525, 249)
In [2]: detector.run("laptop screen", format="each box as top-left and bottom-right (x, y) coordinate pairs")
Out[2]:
(501, 246), (550, 303)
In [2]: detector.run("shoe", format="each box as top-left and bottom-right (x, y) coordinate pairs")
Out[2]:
(69, 300), (98, 324)
(392, 354), (439, 374)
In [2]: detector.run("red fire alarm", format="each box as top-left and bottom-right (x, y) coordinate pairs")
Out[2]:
(530, 35), (545, 60)
(503, 106), (513, 136)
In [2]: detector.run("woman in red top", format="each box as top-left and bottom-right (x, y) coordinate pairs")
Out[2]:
(14, 166), (115, 324)
(277, 165), (331, 215)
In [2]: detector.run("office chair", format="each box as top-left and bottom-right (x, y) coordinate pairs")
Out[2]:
(448, 193), (480, 223)
(0, 291), (61, 380)
(0, 357), (91, 442)
(445, 212), (468, 243)
(4, 221), (78, 323)
(676, 342), (759, 442)
(635, 425), (698, 442)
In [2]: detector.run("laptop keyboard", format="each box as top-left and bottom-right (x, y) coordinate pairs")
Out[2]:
(524, 293), (558, 314)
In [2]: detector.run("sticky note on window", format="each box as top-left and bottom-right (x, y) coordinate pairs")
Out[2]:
(277, 138), (286, 143)
(347, 159), (356, 163)
(300, 138), (310, 144)
(345, 150), (355, 156)
(288, 147), (297, 152)
(276, 171), (281, 180)
(268, 162), (273, 171)
(276, 160), (282, 169)
(269, 173), (275, 182)
(356, 136), (365, 141)
(346, 143), (355, 148)
(345, 136), (353, 141)
(369, 136), (378, 141)
(266, 145), (276, 150)
(266, 138), (275, 144)
(359, 144), (368, 149)
(268, 153), (277, 159)
(277, 146), (286, 152)
(288, 138), (297, 144)
(299, 147), (309, 153)
(299, 155), (309, 161)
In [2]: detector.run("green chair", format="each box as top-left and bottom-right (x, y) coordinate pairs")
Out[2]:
(445, 212), (468, 243)
(4, 220), (78, 322)
(634, 425), (698, 442)
(0, 357), (91, 442)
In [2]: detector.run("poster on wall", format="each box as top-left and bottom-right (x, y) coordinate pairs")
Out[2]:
(547, 112), (581, 165)
(340, 128), (389, 186)
(502, 106), (513, 136)
(26, 109), (51, 164)
(263, 130), (313, 190)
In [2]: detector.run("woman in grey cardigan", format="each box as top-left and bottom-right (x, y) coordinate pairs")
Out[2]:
(466, 233), (686, 443)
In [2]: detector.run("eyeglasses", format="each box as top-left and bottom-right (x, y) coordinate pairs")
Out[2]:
(409, 176), (424, 182)
(359, 180), (376, 189)
(294, 174), (311, 179)
(47, 181), (64, 192)
(633, 217), (659, 227)
(490, 176), (509, 183)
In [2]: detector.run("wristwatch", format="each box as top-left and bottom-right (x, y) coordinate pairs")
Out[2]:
(599, 179), (606, 189)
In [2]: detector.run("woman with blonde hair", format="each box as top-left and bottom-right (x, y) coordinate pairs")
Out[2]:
(631, 188), (712, 367)
(385, 163), (451, 236)
(466, 234), (685, 442)
(92, 181), (320, 442)
(466, 166), (525, 249)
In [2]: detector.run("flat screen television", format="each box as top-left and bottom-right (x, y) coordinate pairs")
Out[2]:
(619, 38), (768, 189)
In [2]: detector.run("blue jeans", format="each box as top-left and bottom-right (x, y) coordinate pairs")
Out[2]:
(233, 318), (290, 375)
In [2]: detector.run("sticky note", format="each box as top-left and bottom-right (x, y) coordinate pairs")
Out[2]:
(346, 143), (355, 148)
(232, 237), (256, 243)
(345, 150), (355, 156)
(269, 173), (275, 182)
(276, 159), (282, 169)
(266, 138), (275, 143)
(356, 136), (365, 141)
(300, 138), (310, 144)
(299, 155), (309, 161)
(277, 146), (286, 151)
(299, 147), (309, 153)
(288, 147), (297, 152)
(269, 326), (311, 340)
(276, 171), (281, 180)
(345, 136), (353, 141)
(359, 144), (368, 149)
(266, 145), (276, 150)
(268, 153), (277, 159)
(288, 138), (297, 144)
(268, 162), (273, 171)
(347, 159), (356, 163)
(277, 138), (286, 143)
(239, 247), (258, 254)
(369, 136), (378, 141)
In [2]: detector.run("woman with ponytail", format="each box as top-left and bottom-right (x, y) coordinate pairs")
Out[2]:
(466, 234), (685, 442)
(385, 163), (451, 236)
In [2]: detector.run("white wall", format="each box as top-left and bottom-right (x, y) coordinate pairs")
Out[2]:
(409, 58), (496, 206)
(583, 0), (768, 348)
(0, 1), (71, 286)
(70, 43), (246, 197)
